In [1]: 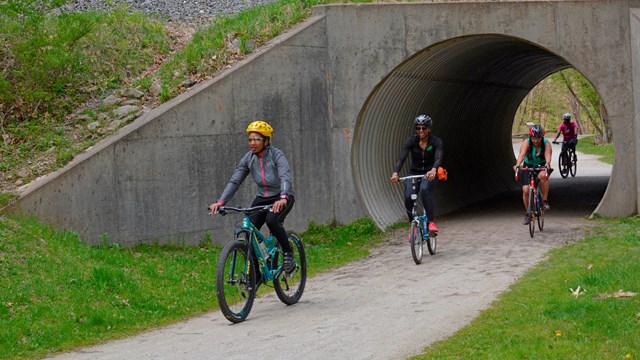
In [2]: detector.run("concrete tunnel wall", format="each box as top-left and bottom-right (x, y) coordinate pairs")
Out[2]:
(5, 0), (639, 245)
(324, 0), (640, 228)
(354, 35), (571, 228)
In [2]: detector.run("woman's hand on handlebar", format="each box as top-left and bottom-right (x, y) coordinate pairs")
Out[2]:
(390, 172), (400, 184)
(426, 168), (436, 181)
(209, 201), (223, 214)
(272, 199), (287, 213)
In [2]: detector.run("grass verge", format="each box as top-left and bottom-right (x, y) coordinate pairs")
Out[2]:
(412, 216), (640, 359)
(577, 135), (614, 164)
(0, 214), (382, 359)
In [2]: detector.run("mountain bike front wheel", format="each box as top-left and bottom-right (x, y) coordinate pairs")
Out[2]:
(274, 232), (307, 305)
(426, 233), (437, 255)
(537, 192), (545, 231)
(409, 222), (423, 264)
(569, 148), (577, 177)
(559, 151), (570, 178)
(216, 240), (256, 323)
(528, 189), (536, 238)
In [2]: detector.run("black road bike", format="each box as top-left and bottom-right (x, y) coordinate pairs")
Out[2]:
(553, 140), (577, 178)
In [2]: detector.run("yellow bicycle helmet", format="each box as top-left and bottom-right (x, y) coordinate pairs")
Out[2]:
(246, 120), (273, 138)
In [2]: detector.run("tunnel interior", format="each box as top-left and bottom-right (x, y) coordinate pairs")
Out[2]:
(352, 34), (578, 228)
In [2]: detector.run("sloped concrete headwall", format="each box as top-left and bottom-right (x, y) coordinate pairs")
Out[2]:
(7, 16), (347, 246)
(6, 1), (640, 245)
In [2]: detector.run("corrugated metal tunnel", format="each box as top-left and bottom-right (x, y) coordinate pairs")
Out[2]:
(352, 34), (573, 228)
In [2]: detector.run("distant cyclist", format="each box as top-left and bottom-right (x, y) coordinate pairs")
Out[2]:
(390, 114), (443, 233)
(209, 120), (296, 273)
(514, 124), (552, 225)
(552, 112), (579, 152)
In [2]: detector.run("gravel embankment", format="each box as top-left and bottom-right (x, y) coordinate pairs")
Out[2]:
(60, 0), (274, 24)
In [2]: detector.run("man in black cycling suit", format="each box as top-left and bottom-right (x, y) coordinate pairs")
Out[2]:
(209, 120), (296, 273)
(390, 114), (443, 233)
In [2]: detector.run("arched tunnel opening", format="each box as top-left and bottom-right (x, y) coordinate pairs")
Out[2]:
(352, 34), (611, 229)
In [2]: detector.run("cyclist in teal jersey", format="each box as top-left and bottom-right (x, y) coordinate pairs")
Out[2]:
(513, 124), (552, 225)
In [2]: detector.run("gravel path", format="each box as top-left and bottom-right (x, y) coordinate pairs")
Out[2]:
(47, 142), (611, 359)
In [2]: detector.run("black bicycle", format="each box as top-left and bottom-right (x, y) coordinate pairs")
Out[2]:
(553, 140), (577, 178)
(213, 205), (306, 323)
(399, 175), (437, 264)
(515, 166), (549, 238)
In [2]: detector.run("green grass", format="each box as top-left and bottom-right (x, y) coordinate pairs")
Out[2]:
(412, 216), (640, 359)
(4, 214), (638, 359)
(577, 135), (614, 164)
(153, 0), (318, 100)
(1, 2), (170, 186)
(0, 214), (383, 359)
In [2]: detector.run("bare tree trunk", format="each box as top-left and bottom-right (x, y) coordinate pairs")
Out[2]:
(560, 72), (602, 138)
(600, 103), (611, 143)
(518, 92), (531, 132)
(567, 95), (584, 135)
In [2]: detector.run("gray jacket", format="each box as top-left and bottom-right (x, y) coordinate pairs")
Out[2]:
(219, 145), (294, 203)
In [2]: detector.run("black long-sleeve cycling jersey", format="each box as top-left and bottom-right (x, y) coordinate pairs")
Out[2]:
(393, 134), (443, 174)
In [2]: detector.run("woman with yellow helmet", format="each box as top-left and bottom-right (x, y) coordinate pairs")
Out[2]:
(209, 120), (296, 273)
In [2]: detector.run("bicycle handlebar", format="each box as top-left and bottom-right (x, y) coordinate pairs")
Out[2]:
(209, 205), (272, 216)
(553, 138), (577, 145)
(398, 174), (426, 182)
(515, 165), (553, 181)
(517, 166), (548, 171)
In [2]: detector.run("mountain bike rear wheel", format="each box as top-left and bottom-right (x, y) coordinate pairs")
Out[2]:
(216, 240), (256, 323)
(569, 148), (577, 177)
(559, 151), (570, 178)
(409, 222), (423, 264)
(274, 232), (307, 305)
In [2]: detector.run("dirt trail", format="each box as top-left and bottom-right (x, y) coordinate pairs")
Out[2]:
(49, 143), (610, 360)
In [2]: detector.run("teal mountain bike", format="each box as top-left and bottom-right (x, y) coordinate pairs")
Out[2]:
(399, 175), (437, 264)
(214, 205), (307, 323)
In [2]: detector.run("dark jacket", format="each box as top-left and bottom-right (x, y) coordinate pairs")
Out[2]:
(393, 134), (443, 174)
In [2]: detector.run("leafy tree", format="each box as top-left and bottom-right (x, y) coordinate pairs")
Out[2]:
(515, 69), (611, 144)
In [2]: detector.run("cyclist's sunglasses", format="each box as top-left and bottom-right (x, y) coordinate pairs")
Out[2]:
(531, 137), (542, 141)
(415, 126), (429, 131)
(248, 137), (265, 143)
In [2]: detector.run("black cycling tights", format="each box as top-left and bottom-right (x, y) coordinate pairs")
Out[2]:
(403, 177), (437, 223)
(249, 195), (295, 252)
